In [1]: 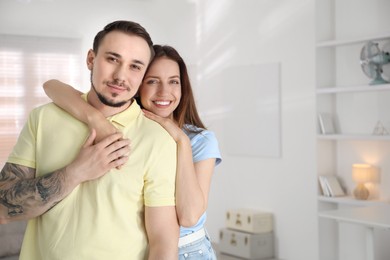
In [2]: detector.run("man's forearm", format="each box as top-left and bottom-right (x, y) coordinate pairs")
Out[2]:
(0, 163), (77, 223)
(0, 131), (130, 224)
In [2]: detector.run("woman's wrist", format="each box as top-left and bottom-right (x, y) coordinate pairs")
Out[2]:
(86, 109), (106, 126)
(176, 133), (190, 146)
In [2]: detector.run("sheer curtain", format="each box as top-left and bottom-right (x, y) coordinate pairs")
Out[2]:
(0, 35), (82, 166)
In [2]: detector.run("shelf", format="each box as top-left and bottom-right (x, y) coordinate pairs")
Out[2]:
(316, 84), (390, 94)
(316, 32), (390, 48)
(318, 196), (389, 207)
(318, 206), (390, 230)
(317, 134), (390, 141)
(316, 2), (390, 259)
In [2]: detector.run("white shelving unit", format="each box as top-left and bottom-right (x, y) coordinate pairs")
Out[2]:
(318, 196), (388, 207)
(316, 0), (390, 260)
(316, 33), (390, 48)
(316, 84), (390, 94)
(317, 135), (390, 141)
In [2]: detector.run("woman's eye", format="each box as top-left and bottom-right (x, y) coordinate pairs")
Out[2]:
(170, 80), (180, 85)
(146, 79), (158, 84)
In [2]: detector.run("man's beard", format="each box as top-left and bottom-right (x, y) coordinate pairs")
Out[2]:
(90, 72), (131, 108)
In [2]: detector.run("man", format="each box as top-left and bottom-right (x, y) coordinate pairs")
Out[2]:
(0, 20), (179, 259)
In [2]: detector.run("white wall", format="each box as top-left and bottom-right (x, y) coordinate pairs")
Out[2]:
(0, 0), (318, 259)
(195, 1), (317, 259)
(0, 0), (197, 90)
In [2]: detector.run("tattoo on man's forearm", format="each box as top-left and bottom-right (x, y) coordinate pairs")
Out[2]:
(0, 196), (23, 216)
(0, 163), (32, 185)
(36, 173), (64, 202)
(0, 163), (65, 217)
(37, 181), (50, 202)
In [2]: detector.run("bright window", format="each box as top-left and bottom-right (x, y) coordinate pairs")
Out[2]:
(0, 35), (82, 166)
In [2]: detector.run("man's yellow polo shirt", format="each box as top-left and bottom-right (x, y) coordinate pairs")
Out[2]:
(7, 97), (177, 259)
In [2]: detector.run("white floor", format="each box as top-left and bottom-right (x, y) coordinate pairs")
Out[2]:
(214, 243), (280, 260)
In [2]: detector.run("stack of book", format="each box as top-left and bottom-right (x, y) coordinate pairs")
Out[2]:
(318, 175), (345, 197)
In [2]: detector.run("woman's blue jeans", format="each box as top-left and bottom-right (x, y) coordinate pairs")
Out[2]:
(178, 230), (217, 260)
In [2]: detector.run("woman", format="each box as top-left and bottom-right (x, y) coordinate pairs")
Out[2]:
(43, 45), (222, 259)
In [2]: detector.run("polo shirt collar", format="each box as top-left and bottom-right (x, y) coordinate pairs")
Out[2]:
(108, 100), (140, 127)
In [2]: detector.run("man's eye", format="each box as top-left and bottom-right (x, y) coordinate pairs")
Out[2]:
(131, 64), (141, 71)
(108, 57), (118, 63)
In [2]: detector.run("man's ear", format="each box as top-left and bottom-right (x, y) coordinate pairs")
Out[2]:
(86, 49), (95, 70)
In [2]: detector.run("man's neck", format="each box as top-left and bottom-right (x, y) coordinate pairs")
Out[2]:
(86, 91), (132, 118)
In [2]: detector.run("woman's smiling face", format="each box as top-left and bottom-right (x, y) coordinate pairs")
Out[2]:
(139, 57), (182, 119)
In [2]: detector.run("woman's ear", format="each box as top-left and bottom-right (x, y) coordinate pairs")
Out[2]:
(86, 49), (95, 70)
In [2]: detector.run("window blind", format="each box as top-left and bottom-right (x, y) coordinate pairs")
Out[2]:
(0, 35), (82, 167)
